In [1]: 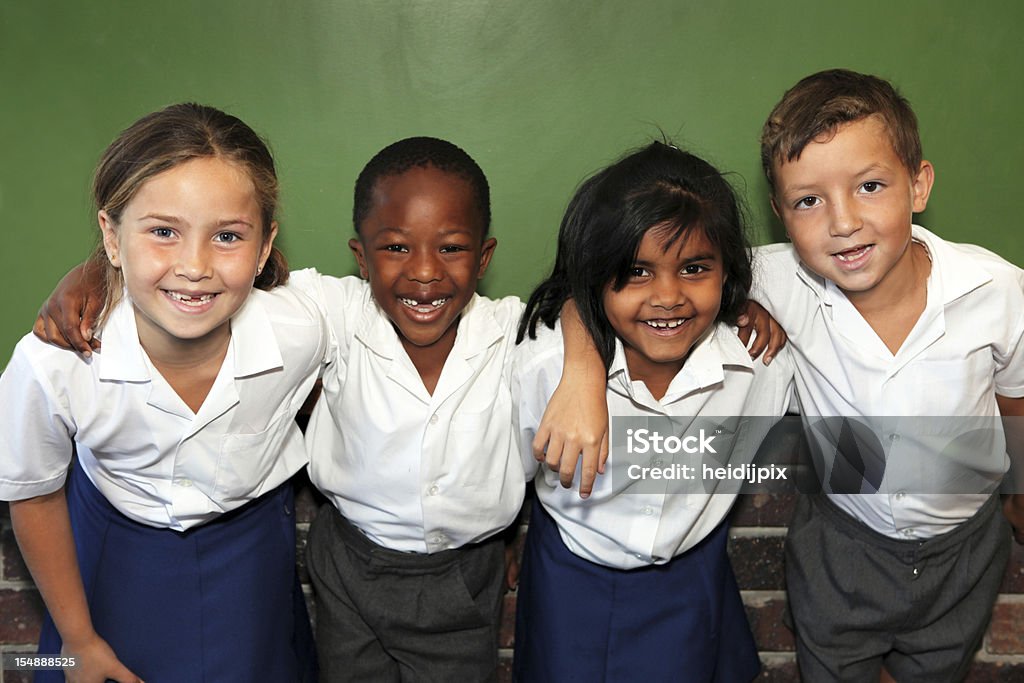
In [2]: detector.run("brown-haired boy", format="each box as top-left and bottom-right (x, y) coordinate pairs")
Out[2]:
(752, 69), (1024, 681)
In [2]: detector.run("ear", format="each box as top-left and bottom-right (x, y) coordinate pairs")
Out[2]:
(911, 160), (935, 213)
(477, 237), (497, 278)
(98, 210), (121, 268)
(257, 221), (279, 274)
(349, 238), (369, 279)
(769, 196), (781, 219)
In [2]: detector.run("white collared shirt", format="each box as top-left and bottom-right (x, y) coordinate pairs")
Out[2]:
(752, 226), (1024, 538)
(0, 287), (328, 531)
(290, 270), (526, 554)
(515, 321), (795, 570)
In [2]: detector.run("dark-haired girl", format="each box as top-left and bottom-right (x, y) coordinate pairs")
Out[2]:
(513, 142), (794, 682)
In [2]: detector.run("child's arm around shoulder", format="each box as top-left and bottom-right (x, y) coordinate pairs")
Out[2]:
(527, 301), (609, 499)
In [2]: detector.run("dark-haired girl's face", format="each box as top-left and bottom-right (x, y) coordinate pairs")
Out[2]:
(602, 227), (723, 398)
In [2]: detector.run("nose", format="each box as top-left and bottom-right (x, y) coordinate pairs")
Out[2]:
(829, 198), (862, 238)
(407, 249), (442, 284)
(175, 239), (212, 281)
(649, 273), (685, 310)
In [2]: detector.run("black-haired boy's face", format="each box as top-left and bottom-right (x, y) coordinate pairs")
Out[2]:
(349, 165), (495, 365)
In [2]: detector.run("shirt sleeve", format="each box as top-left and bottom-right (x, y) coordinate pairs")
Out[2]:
(0, 339), (75, 500)
(288, 269), (370, 367)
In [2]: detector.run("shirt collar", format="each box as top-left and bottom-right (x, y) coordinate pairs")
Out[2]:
(97, 290), (284, 382)
(355, 293), (504, 361)
(796, 225), (993, 308)
(607, 322), (752, 402)
(910, 225), (992, 305)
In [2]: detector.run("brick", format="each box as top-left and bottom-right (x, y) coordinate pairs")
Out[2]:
(295, 523), (311, 585)
(2, 664), (35, 683)
(728, 535), (786, 591)
(2, 525), (31, 583)
(755, 655), (798, 682)
(998, 541), (1024, 594)
(496, 656), (513, 683)
(0, 589), (44, 644)
(730, 494), (796, 528)
(743, 595), (794, 652)
(965, 659), (1024, 682)
(294, 476), (326, 524)
(498, 592), (517, 649)
(987, 601), (1024, 655)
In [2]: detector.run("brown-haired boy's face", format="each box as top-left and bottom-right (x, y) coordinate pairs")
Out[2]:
(349, 165), (495, 364)
(771, 116), (934, 307)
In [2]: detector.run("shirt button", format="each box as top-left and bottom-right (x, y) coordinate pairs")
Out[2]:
(894, 491), (905, 501)
(902, 528), (915, 537)
(641, 505), (654, 516)
(428, 484), (440, 496)
(176, 479), (193, 488)
(432, 533), (447, 545)
(634, 553), (644, 560)
(429, 414), (439, 425)
(889, 433), (900, 442)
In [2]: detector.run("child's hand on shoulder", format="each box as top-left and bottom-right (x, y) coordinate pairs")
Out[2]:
(34, 261), (105, 357)
(736, 300), (787, 365)
(534, 388), (609, 498)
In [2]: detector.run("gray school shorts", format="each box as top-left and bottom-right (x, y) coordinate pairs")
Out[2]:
(785, 493), (1010, 683)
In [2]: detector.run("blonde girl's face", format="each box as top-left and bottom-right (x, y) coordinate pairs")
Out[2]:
(602, 226), (724, 389)
(99, 156), (276, 357)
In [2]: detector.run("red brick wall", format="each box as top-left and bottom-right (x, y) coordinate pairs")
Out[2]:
(4, 487), (1024, 682)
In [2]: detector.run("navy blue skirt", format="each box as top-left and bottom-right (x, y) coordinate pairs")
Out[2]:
(36, 463), (315, 682)
(513, 496), (760, 683)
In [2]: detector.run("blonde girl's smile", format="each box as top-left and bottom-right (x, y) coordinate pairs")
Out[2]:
(99, 156), (275, 358)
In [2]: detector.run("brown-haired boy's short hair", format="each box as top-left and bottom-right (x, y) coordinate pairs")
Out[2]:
(760, 69), (922, 190)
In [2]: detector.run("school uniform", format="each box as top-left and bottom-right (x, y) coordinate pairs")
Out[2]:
(0, 286), (328, 682)
(752, 226), (1024, 681)
(513, 321), (795, 683)
(289, 270), (525, 682)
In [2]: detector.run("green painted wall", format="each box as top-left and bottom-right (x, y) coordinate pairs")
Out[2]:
(2, 1), (1022, 362)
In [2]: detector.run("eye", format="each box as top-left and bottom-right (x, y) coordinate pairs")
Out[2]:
(794, 196), (820, 210)
(628, 266), (650, 280)
(681, 263), (710, 276)
(861, 181), (883, 193)
(382, 244), (408, 253)
(151, 227), (174, 239)
(440, 244), (469, 254)
(214, 231), (241, 243)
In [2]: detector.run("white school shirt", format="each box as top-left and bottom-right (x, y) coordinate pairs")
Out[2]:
(0, 287), (328, 531)
(514, 321), (795, 570)
(290, 269), (526, 554)
(752, 226), (1024, 538)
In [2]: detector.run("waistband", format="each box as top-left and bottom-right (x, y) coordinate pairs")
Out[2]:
(809, 492), (1001, 560)
(327, 504), (501, 571)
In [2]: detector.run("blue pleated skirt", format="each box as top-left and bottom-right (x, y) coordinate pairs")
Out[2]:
(513, 496), (760, 683)
(36, 463), (316, 683)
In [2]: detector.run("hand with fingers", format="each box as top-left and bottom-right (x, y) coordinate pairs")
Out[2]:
(533, 373), (609, 499)
(735, 299), (787, 365)
(62, 633), (144, 683)
(34, 260), (106, 357)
